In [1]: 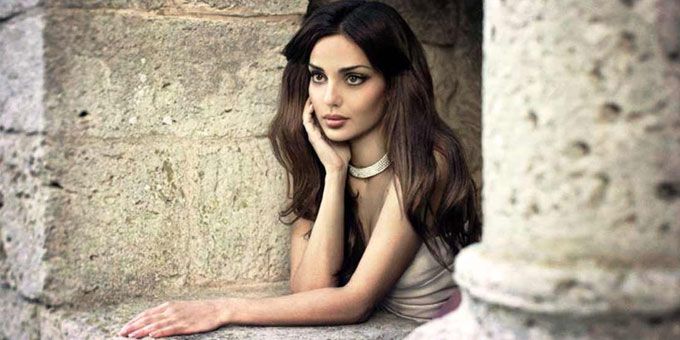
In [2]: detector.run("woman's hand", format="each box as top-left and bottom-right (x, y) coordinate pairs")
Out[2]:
(302, 97), (351, 174)
(117, 299), (229, 338)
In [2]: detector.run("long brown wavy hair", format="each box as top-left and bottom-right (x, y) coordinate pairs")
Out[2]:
(267, 0), (481, 286)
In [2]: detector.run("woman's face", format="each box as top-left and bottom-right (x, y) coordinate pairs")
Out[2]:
(307, 34), (387, 142)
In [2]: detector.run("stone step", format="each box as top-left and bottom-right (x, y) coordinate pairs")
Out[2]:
(3, 283), (422, 339)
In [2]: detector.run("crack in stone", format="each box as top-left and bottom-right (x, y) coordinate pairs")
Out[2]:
(0, 127), (46, 136)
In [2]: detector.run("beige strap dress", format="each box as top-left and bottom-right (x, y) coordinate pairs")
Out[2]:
(377, 237), (457, 323)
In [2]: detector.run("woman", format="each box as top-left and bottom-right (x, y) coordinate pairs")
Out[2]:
(118, 1), (481, 337)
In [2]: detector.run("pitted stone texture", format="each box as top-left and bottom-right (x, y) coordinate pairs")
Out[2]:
(2, 135), (286, 307)
(46, 0), (166, 10)
(47, 0), (307, 15)
(0, 0), (40, 19)
(0, 135), (50, 300)
(407, 293), (680, 340)
(0, 288), (40, 340)
(37, 137), (197, 306)
(0, 6), (45, 133)
(454, 245), (680, 316)
(178, 0), (307, 15)
(0, 241), (8, 287)
(43, 9), (298, 140)
(26, 136), (287, 307)
(188, 138), (288, 286)
(481, 0), (680, 265)
(417, 0), (680, 339)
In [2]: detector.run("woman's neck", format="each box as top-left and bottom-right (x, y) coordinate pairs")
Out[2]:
(348, 128), (387, 168)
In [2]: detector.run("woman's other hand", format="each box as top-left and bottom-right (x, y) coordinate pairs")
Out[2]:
(117, 299), (229, 338)
(302, 97), (351, 174)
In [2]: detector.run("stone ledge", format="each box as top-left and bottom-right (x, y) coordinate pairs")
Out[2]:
(3, 283), (422, 339)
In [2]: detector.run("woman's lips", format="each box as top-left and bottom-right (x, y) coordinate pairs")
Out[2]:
(324, 117), (347, 128)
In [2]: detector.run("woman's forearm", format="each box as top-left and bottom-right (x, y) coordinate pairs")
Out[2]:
(221, 286), (369, 326)
(291, 169), (347, 291)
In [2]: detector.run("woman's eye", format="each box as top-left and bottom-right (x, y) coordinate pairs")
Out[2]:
(347, 75), (366, 85)
(311, 73), (325, 83)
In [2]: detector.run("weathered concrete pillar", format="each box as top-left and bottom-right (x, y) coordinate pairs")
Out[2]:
(409, 0), (680, 338)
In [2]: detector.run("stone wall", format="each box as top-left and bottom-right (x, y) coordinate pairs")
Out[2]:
(1, 0), (482, 337)
(1, 0), (306, 310)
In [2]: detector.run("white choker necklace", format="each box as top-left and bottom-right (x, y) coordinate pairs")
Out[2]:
(348, 153), (391, 179)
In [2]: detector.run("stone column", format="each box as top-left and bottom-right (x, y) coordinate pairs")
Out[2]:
(409, 0), (680, 338)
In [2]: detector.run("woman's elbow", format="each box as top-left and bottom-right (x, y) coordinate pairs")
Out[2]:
(344, 289), (377, 324)
(353, 305), (375, 323)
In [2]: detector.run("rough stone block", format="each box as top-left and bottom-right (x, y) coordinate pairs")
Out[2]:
(177, 0), (307, 15)
(45, 0), (166, 10)
(38, 283), (422, 339)
(46, 0), (307, 15)
(43, 9), (299, 140)
(1, 133), (290, 307)
(0, 0), (39, 19)
(0, 134), (50, 301)
(0, 7), (45, 133)
(0, 287), (40, 340)
(481, 0), (680, 264)
(187, 138), (289, 286)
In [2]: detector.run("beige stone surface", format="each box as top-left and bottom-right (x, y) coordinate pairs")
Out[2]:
(0, 6), (45, 133)
(0, 287), (40, 340)
(408, 291), (680, 340)
(2, 6), (299, 307)
(481, 0), (679, 265)
(0, 284), (420, 339)
(0, 135), (50, 301)
(47, 0), (307, 15)
(1, 135), (288, 307)
(1, 1), (485, 338)
(0, 0), (40, 19)
(43, 8), (299, 140)
(410, 0), (680, 339)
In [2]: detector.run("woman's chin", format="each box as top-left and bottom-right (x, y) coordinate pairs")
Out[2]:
(322, 129), (351, 143)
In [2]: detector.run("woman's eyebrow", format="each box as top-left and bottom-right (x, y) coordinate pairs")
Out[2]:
(308, 63), (372, 72)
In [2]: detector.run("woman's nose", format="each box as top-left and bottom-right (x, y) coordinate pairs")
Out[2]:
(322, 82), (342, 107)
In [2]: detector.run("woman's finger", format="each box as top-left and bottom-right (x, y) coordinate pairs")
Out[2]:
(123, 302), (168, 329)
(302, 103), (322, 143)
(128, 318), (173, 339)
(149, 325), (185, 338)
(119, 313), (164, 336)
(302, 101), (315, 129)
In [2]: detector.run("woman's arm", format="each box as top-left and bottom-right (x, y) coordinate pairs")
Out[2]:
(119, 176), (423, 338)
(290, 169), (346, 292)
(289, 97), (351, 292)
(227, 285), (369, 326)
(118, 286), (369, 338)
